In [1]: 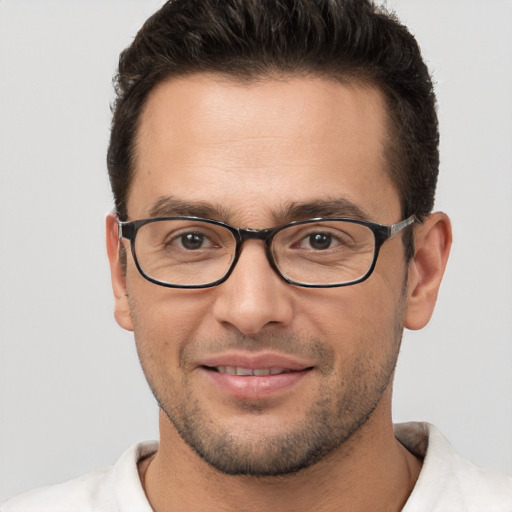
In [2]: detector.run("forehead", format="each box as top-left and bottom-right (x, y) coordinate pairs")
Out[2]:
(130, 73), (400, 224)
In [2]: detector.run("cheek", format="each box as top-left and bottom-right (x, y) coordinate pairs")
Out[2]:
(306, 284), (396, 333)
(300, 278), (405, 362)
(126, 271), (217, 352)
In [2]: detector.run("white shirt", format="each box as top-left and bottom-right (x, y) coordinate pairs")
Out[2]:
(396, 423), (512, 511)
(3, 423), (512, 511)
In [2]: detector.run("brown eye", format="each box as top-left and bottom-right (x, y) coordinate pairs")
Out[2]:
(307, 233), (332, 250)
(180, 233), (206, 250)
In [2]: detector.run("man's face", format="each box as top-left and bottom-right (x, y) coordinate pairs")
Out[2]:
(116, 74), (410, 475)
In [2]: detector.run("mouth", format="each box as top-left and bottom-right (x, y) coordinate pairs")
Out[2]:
(205, 366), (308, 376)
(198, 355), (314, 400)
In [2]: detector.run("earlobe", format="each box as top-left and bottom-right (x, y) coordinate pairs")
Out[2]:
(105, 212), (134, 332)
(405, 212), (452, 330)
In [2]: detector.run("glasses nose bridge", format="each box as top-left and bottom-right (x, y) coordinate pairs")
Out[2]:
(237, 227), (274, 246)
(227, 225), (282, 285)
(233, 227), (277, 269)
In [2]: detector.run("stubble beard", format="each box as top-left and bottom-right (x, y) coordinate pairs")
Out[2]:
(135, 309), (405, 478)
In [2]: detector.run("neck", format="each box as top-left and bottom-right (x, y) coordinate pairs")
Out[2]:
(141, 409), (421, 512)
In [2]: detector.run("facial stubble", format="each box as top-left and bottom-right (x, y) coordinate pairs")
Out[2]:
(131, 294), (406, 478)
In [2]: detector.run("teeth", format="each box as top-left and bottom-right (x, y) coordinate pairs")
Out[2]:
(215, 366), (288, 376)
(253, 368), (270, 376)
(236, 367), (253, 376)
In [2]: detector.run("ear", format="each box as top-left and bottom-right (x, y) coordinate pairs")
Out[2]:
(405, 212), (452, 330)
(106, 212), (134, 332)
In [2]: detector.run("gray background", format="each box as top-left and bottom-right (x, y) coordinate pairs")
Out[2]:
(1, 0), (511, 501)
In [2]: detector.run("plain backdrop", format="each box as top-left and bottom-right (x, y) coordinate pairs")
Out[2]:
(1, 0), (511, 502)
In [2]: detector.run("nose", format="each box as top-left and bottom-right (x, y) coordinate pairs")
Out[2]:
(212, 240), (294, 336)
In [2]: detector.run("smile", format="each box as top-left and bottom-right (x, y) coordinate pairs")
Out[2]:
(211, 366), (295, 376)
(200, 362), (313, 401)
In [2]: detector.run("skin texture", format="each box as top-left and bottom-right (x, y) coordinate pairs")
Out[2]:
(106, 74), (452, 511)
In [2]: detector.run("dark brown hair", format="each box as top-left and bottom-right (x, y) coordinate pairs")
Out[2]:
(108, 0), (439, 258)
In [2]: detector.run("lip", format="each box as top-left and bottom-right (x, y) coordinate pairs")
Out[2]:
(198, 352), (314, 400)
(200, 352), (313, 371)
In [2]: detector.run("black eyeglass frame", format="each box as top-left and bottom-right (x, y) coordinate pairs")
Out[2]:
(118, 215), (418, 289)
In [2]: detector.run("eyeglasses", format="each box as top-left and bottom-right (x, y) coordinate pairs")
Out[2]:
(118, 215), (417, 289)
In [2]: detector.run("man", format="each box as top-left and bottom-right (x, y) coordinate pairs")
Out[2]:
(3, 0), (511, 510)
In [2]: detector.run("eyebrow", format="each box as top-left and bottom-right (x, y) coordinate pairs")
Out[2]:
(277, 199), (372, 223)
(148, 196), (233, 220)
(147, 195), (373, 225)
